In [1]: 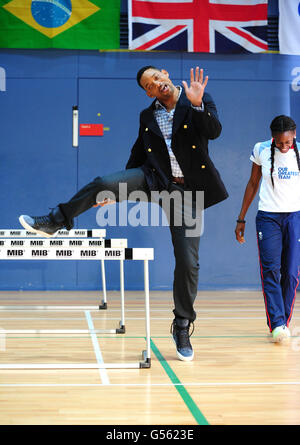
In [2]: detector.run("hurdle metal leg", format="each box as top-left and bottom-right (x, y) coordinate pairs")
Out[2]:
(140, 259), (151, 368)
(99, 259), (126, 335)
(99, 259), (108, 309)
(117, 259), (126, 334)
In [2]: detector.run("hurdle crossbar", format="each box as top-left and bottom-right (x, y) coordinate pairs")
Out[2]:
(0, 246), (151, 261)
(0, 238), (128, 248)
(0, 229), (106, 238)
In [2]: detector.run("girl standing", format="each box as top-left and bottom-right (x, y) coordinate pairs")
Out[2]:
(235, 115), (300, 342)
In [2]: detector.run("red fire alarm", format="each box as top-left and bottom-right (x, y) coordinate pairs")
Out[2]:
(80, 124), (104, 136)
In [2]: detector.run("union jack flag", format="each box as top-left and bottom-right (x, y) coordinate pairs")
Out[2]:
(128, 0), (268, 53)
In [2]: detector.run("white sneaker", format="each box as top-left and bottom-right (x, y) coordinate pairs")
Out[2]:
(272, 325), (291, 343)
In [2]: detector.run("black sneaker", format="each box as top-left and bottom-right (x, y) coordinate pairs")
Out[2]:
(171, 318), (194, 361)
(19, 207), (66, 238)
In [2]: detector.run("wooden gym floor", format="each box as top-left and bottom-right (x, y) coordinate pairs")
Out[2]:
(0, 290), (299, 425)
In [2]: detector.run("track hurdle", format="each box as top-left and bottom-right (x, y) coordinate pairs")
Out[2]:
(0, 230), (154, 369)
(0, 229), (138, 334)
(0, 229), (114, 310)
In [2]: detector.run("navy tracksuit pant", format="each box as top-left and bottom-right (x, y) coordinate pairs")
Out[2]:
(256, 210), (300, 331)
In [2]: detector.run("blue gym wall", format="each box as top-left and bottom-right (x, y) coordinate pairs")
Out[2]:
(0, 48), (299, 291)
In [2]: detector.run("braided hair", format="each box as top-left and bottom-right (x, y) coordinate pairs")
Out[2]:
(269, 115), (300, 187)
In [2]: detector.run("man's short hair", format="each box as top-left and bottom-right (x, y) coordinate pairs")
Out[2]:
(136, 65), (159, 88)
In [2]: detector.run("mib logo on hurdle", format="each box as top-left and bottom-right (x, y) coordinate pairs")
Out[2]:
(0, 249), (122, 259)
(0, 237), (124, 260)
(0, 239), (123, 259)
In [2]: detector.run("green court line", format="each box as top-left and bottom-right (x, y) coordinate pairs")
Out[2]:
(150, 338), (209, 426)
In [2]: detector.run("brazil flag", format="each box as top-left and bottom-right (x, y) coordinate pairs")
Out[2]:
(0, 0), (120, 49)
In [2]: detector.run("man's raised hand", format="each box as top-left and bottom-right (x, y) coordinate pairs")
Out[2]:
(182, 67), (208, 107)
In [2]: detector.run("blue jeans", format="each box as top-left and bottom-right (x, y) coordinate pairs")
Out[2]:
(58, 168), (201, 321)
(256, 210), (300, 331)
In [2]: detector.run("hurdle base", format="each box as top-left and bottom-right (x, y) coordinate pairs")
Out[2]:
(139, 350), (151, 368)
(99, 301), (107, 310)
(116, 323), (125, 334)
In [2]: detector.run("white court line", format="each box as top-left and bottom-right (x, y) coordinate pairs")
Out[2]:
(84, 311), (110, 385)
(0, 307), (298, 313)
(0, 316), (149, 320)
(0, 306), (283, 312)
(0, 316), (273, 320)
(0, 381), (300, 388)
(0, 306), (100, 311)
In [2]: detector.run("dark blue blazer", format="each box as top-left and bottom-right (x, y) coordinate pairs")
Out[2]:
(126, 91), (228, 209)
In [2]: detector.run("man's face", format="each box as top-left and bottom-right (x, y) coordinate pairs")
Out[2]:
(140, 68), (175, 101)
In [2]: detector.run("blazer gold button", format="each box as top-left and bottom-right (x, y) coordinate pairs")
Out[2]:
(183, 124), (188, 129)
(192, 145), (196, 149)
(201, 165), (206, 168)
(145, 128), (149, 131)
(208, 112), (211, 116)
(148, 148), (152, 152)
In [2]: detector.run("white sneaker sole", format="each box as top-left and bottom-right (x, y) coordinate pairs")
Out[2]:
(272, 331), (291, 343)
(273, 335), (290, 343)
(19, 215), (58, 238)
(172, 337), (194, 361)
